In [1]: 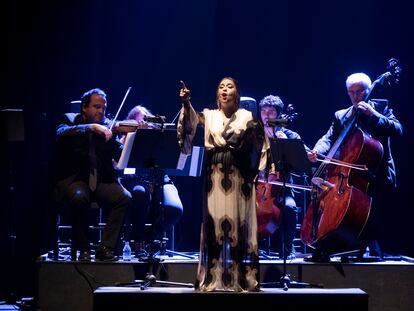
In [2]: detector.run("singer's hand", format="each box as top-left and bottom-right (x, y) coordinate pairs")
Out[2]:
(179, 80), (191, 103)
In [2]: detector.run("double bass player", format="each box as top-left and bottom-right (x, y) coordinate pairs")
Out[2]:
(306, 72), (403, 261)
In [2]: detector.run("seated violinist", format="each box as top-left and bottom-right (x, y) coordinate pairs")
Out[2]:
(118, 105), (184, 255)
(258, 95), (304, 259)
(115, 105), (158, 143)
(53, 88), (132, 261)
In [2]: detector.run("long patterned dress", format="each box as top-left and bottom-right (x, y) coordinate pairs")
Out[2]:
(178, 104), (265, 292)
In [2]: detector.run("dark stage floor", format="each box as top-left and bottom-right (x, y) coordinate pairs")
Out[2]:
(93, 286), (368, 311)
(35, 249), (414, 311)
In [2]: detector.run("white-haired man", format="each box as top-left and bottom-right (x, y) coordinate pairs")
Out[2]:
(306, 72), (403, 261)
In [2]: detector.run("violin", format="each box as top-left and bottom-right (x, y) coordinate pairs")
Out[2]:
(110, 119), (164, 134)
(106, 87), (173, 134)
(111, 120), (141, 133)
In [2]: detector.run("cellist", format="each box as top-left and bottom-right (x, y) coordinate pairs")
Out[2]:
(258, 95), (304, 259)
(307, 72), (403, 260)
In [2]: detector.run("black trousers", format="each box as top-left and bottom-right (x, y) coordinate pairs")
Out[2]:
(358, 185), (395, 256)
(120, 175), (183, 243)
(62, 180), (131, 251)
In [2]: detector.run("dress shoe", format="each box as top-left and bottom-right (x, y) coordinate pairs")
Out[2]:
(368, 240), (383, 258)
(95, 245), (118, 261)
(303, 250), (331, 263)
(133, 241), (148, 257)
(78, 250), (91, 262)
(358, 240), (383, 260)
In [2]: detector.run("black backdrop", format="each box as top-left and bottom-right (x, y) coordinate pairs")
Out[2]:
(1, 0), (413, 298)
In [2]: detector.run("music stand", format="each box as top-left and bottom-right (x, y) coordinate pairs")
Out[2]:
(120, 128), (194, 289)
(261, 139), (321, 290)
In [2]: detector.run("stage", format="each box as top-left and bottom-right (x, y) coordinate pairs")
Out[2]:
(35, 252), (414, 311)
(93, 287), (367, 311)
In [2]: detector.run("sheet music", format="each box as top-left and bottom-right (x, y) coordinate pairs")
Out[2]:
(189, 146), (202, 176)
(177, 153), (189, 170)
(175, 146), (204, 176)
(116, 132), (136, 170)
(116, 130), (203, 176)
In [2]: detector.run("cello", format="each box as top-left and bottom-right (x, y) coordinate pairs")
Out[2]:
(301, 59), (402, 254)
(256, 174), (282, 237)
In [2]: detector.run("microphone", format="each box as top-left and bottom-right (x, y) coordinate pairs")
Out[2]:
(144, 115), (166, 124)
(266, 118), (288, 127)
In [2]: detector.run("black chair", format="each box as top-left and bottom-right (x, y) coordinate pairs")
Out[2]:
(53, 202), (105, 261)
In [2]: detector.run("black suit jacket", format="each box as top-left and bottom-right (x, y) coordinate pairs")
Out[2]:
(54, 113), (123, 201)
(314, 99), (403, 189)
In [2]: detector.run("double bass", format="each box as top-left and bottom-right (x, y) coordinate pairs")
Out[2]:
(301, 59), (401, 254)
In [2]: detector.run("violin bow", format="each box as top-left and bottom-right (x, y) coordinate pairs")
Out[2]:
(170, 80), (189, 124)
(109, 86), (132, 131)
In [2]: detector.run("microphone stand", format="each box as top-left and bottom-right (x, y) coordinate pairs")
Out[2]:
(115, 129), (195, 290)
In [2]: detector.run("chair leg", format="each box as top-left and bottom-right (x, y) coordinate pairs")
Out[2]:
(170, 225), (175, 252)
(54, 212), (61, 260)
(71, 246), (77, 261)
(53, 239), (59, 260)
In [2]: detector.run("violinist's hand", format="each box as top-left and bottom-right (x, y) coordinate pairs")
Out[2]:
(136, 120), (151, 129)
(307, 149), (319, 163)
(356, 101), (377, 117)
(179, 80), (191, 104)
(90, 123), (113, 141)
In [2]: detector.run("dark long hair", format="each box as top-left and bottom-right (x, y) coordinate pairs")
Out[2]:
(215, 76), (240, 109)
